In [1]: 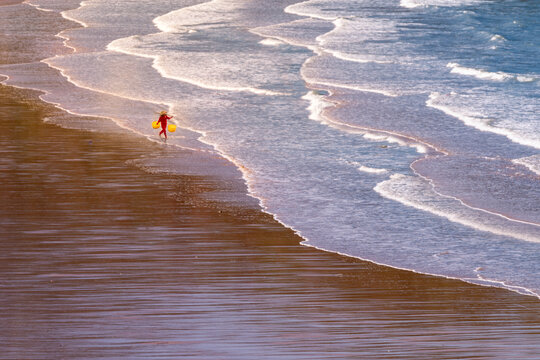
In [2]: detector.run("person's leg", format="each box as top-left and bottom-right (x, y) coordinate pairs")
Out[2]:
(160, 127), (167, 140)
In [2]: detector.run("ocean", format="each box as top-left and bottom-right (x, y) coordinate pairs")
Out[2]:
(1, 0), (539, 297)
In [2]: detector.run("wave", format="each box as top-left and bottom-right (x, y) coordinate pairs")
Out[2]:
(316, 18), (394, 64)
(323, 49), (393, 64)
(427, 92), (540, 150)
(285, 0), (339, 21)
(153, 0), (223, 33)
(302, 90), (334, 123)
(358, 165), (388, 174)
(251, 18), (333, 53)
(512, 155), (540, 176)
(259, 38), (285, 46)
(23, 0), (82, 13)
(303, 78), (398, 97)
(400, 0), (486, 8)
(374, 174), (540, 243)
(341, 159), (389, 174)
(490, 34), (507, 42)
(447, 63), (538, 83)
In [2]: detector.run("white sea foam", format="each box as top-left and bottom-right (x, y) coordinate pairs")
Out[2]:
(259, 38), (285, 46)
(358, 165), (388, 174)
(305, 79), (397, 97)
(342, 160), (389, 175)
(153, 0), (248, 33)
(401, 0), (485, 8)
(23, 0), (82, 12)
(285, 0), (339, 21)
(302, 90), (334, 123)
(512, 155), (540, 176)
(469, 268), (540, 298)
(374, 174), (540, 243)
(447, 62), (537, 83)
(490, 34), (507, 42)
(23, 1), (54, 12)
(364, 133), (429, 154)
(323, 49), (393, 64)
(60, 1), (90, 28)
(387, 136), (428, 153)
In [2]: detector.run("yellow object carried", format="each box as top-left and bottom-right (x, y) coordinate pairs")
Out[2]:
(152, 121), (159, 129)
(168, 124), (177, 133)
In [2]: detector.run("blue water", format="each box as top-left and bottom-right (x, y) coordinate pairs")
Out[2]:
(2, 0), (539, 296)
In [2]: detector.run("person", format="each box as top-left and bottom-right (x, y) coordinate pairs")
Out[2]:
(156, 110), (173, 141)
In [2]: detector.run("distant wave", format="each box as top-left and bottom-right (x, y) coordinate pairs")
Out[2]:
(259, 38), (285, 46)
(303, 78), (397, 97)
(400, 0), (486, 8)
(447, 63), (537, 83)
(490, 34), (507, 42)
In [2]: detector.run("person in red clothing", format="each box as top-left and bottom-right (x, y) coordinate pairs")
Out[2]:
(156, 110), (173, 141)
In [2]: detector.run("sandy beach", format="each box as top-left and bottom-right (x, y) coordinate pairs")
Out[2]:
(1, 1), (539, 358)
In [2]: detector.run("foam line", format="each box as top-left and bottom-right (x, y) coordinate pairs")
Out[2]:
(23, 0), (55, 12)
(358, 165), (388, 174)
(411, 157), (540, 228)
(284, 0), (338, 21)
(512, 155), (540, 176)
(427, 92), (540, 150)
(306, 79), (397, 97)
(259, 38), (285, 46)
(302, 91), (441, 155)
(300, 242), (539, 299)
(447, 62), (538, 83)
(400, 0), (486, 8)
(250, 18), (325, 52)
(375, 173), (540, 241)
(316, 18), (393, 64)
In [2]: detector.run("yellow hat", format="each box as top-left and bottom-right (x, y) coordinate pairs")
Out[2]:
(160, 110), (168, 115)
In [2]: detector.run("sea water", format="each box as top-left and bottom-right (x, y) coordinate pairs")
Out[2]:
(1, 0), (539, 296)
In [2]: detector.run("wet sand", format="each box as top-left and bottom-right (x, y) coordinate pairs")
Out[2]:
(0, 0), (22, 6)
(1, 84), (540, 359)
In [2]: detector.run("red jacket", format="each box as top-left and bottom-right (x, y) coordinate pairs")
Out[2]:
(157, 114), (171, 129)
